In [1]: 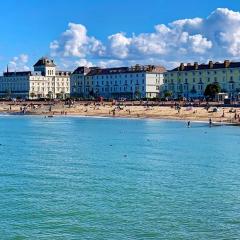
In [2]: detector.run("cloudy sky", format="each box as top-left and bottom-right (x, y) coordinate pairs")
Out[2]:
(1, 0), (240, 71)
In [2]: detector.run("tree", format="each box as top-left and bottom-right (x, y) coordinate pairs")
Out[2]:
(5, 89), (11, 99)
(134, 89), (141, 99)
(30, 92), (35, 99)
(60, 91), (65, 99)
(47, 91), (53, 99)
(164, 91), (172, 98)
(204, 83), (221, 99)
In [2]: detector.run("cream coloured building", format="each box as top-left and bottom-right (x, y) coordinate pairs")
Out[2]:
(71, 65), (166, 99)
(0, 57), (71, 99)
(162, 60), (240, 100)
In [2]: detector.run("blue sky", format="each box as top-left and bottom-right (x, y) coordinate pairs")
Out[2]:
(1, 0), (240, 71)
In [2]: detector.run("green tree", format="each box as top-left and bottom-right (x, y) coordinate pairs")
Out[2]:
(5, 89), (11, 99)
(134, 89), (141, 99)
(47, 91), (53, 99)
(164, 91), (172, 98)
(204, 83), (221, 99)
(30, 92), (35, 99)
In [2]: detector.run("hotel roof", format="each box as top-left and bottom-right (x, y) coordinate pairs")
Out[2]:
(170, 60), (240, 72)
(34, 57), (56, 67)
(72, 65), (166, 75)
(3, 71), (32, 77)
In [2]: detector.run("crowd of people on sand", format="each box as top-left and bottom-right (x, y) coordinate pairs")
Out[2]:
(1, 99), (240, 126)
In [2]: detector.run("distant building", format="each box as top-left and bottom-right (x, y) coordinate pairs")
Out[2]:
(0, 57), (71, 99)
(70, 65), (166, 99)
(162, 60), (240, 100)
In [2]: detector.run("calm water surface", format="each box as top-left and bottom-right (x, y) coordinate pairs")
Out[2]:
(0, 116), (240, 239)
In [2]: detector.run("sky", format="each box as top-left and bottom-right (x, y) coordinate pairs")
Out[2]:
(1, 0), (240, 72)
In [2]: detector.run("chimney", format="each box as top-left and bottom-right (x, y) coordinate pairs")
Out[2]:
(194, 62), (198, 70)
(224, 60), (230, 68)
(180, 63), (184, 71)
(208, 61), (213, 69)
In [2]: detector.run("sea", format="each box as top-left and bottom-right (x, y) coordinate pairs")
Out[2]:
(0, 116), (239, 239)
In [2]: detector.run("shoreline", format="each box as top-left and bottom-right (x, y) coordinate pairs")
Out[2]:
(1, 102), (240, 126)
(0, 111), (238, 126)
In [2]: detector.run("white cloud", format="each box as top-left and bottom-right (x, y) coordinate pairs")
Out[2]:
(9, 54), (30, 71)
(50, 8), (240, 68)
(188, 34), (212, 54)
(97, 59), (124, 68)
(107, 33), (131, 59)
(50, 23), (105, 58)
(75, 59), (94, 67)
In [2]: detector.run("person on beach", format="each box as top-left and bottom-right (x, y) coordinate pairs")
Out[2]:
(177, 106), (181, 114)
(187, 121), (191, 128)
(209, 118), (212, 127)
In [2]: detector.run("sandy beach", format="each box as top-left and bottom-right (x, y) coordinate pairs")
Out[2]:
(1, 101), (240, 125)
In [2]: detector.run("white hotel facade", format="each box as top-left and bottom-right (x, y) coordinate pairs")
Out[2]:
(70, 65), (166, 99)
(0, 57), (71, 99)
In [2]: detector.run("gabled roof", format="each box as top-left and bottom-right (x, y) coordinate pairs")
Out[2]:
(34, 57), (56, 67)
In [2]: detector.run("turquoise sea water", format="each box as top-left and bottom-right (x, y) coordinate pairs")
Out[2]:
(0, 116), (240, 239)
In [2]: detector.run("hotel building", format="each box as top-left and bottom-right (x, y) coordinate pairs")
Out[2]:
(70, 65), (166, 99)
(162, 60), (240, 99)
(0, 57), (71, 99)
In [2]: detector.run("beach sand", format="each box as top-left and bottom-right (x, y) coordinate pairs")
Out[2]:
(1, 101), (240, 124)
